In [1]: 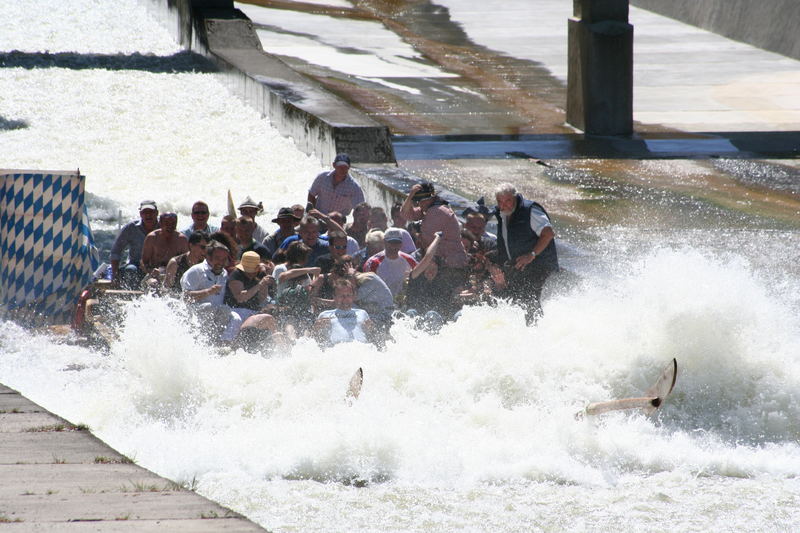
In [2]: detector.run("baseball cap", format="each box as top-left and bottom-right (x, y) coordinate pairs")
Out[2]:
(384, 228), (404, 242)
(333, 153), (351, 167)
(139, 200), (157, 211)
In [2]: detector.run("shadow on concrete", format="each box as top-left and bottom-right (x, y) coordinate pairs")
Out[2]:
(0, 50), (218, 73)
(392, 131), (800, 160)
(0, 116), (28, 131)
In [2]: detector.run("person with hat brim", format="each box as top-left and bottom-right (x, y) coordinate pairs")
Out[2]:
(109, 200), (160, 289)
(307, 153), (365, 217)
(263, 207), (300, 258)
(235, 215), (271, 262)
(224, 250), (275, 325)
(362, 227), (418, 299)
(238, 196), (268, 244)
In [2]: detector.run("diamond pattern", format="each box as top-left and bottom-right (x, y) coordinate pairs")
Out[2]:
(1, 171), (99, 325)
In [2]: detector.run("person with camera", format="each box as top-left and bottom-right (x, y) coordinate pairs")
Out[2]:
(400, 182), (469, 297)
(224, 251), (274, 321)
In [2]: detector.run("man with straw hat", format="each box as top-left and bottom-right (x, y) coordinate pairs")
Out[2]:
(225, 250), (274, 323)
(226, 250), (282, 351)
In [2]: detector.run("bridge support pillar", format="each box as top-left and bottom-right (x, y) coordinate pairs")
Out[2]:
(566, 0), (633, 135)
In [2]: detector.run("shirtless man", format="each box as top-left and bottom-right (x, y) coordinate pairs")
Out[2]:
(140, 212), (189, 276)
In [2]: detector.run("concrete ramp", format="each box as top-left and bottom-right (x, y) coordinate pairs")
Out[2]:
(149, 0), (395, 164)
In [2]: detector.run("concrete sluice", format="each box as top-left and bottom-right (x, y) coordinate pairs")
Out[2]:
(2, 0), (800, 531)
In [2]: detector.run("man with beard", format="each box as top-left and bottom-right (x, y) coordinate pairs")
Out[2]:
(492, 182), (559, 323)
(180, 240), (243, 343)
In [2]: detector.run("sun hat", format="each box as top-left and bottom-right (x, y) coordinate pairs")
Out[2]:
(272, 207), (300, 223)
(236, 251), (261, 273)
(238, 196), (260, 210)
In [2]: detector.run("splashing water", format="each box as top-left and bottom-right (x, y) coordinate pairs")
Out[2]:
(3, 246), (800, 530)
(2, 1), (800, 531)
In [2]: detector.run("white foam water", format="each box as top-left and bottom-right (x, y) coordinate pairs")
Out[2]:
(2, 1), (800, 531)
(2, 246), (800, 530)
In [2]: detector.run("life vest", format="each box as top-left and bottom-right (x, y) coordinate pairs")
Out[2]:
(71, 286), (93, 332)
(494, 194), (559, 271)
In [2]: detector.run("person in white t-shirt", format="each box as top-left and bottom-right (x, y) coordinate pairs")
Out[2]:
(314, 279), (373, 346)
(362, 228), (418, 299)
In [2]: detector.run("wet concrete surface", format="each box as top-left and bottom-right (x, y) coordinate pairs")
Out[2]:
(239, 0), (570, 135)
(391, 131), (800, 160)
(234, 0), (799, 236)
(0, 383), (266, 531)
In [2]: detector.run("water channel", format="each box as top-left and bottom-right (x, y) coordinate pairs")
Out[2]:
(2, 1), (800, 531)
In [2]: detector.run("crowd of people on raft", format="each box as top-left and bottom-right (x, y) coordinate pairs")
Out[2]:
(106, 153), (559, 350)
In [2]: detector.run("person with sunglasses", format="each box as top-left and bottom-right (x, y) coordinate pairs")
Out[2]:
(182, 200), (218, 238)
(163, 231), (209, 291)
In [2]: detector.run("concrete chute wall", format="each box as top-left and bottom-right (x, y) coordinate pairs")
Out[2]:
(632, 0), (800, 61)
(146, 0), (396, 165)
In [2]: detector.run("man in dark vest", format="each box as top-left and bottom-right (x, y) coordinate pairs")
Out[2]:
(493, 183), (559, 324)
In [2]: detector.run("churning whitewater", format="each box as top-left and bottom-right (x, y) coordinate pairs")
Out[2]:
(2, 1), (800, 531)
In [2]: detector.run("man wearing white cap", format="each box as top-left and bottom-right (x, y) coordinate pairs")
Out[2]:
(109, 200), (160, 288)
(307, 153), (365, 217)
(363, 228), (418, 299)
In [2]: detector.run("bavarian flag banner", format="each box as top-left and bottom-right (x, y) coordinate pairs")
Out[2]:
(0, 170), (99, 325)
